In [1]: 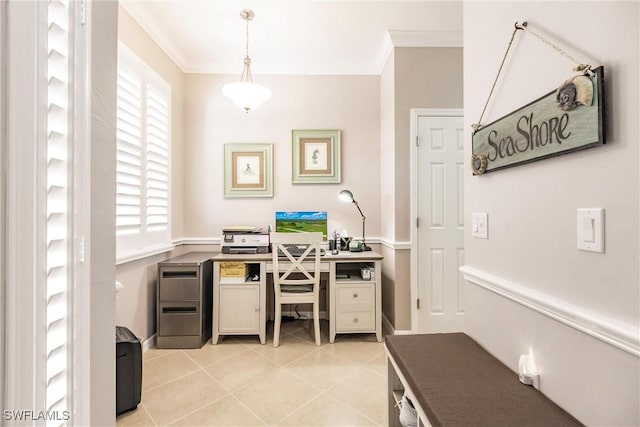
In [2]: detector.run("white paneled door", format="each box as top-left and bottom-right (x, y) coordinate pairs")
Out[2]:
(416, 114), (465, 333)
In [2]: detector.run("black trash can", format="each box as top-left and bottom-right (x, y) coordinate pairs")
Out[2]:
(116, 326), (142, 416)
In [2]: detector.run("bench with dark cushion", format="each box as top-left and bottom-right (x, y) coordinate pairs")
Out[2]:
(385, 333), (583, 427)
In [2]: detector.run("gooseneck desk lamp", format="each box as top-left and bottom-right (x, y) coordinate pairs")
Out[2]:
(338, 189), (371, 251)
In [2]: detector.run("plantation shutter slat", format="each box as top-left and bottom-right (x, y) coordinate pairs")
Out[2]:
(46, 0), (71, 424)
(145, 84), (169, 231)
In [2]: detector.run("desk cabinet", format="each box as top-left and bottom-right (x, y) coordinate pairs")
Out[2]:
(330, 260), (382, 342)
(336, 283), (375, 331)
(218, 284), (260, 334)
(213, 260), (266, 344)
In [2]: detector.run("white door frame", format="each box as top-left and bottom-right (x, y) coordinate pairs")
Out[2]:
(410, 108), (464, 332)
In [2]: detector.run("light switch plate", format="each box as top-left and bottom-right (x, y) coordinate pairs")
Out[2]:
(472, 212), (488, 239)
(577, 208), (604, 253)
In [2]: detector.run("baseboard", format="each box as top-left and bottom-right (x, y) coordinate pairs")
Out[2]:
(382, 313), (413, 335)
(141, 333), (156, 352)
(382, 313), (394, 335)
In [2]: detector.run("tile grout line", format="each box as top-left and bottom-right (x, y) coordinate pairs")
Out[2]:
(271, 389), (327, 426)
(227, 391), (270, 427)
(161, 387), (233, 427)
(142, 368), (201, 395)
(182, 345), (255, 370)
(321, 390), (383, 427)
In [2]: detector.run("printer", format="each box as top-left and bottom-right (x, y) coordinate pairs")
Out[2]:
(221, 226), (270, 254)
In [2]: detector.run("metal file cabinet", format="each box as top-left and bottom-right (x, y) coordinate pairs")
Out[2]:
(157, 252), (215, 348)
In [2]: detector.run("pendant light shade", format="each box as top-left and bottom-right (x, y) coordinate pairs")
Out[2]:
(223, 10), (271, 113)
(222, 81), (271, 113)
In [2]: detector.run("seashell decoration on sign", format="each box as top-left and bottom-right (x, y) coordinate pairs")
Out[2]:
(556, 75), (594, 111)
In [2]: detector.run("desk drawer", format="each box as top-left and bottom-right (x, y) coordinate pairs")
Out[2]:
(336, 284), (374, 311)
(336, 311), (374, 331)
(159, 266), (200, 301)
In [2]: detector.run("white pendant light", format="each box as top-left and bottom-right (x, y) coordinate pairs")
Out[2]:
(223, 9), (271, 113)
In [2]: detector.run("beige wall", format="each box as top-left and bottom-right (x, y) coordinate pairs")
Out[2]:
(394, 47), (464, 241)
(383, 47), (464, 331)
(183, 74), (381, 239)
(464, 2), (639, 424)
(380, 51), (397, 326)
(380, 51), (396, 242)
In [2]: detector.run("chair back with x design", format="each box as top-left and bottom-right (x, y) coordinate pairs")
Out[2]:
(270, 232), (323, 346)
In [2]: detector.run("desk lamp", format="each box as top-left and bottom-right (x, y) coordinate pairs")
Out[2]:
(338, 189), (371, 251)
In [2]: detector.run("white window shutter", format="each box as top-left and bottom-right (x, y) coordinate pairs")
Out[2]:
(46, 0), (72, 424)
(145, 84), (169, 231)
(116, 45), (171, 258)
(116, 65), (143, 236)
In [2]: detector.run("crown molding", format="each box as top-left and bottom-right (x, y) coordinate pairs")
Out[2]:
(388, 30), (462, 48)
(375, 30), (463, 74)
(119, 1), (188, 73)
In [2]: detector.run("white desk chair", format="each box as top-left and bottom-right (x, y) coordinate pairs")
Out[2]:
(270, 232), (323, 347)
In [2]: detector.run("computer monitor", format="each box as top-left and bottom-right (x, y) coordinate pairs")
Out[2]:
(275, 211), (328, 240)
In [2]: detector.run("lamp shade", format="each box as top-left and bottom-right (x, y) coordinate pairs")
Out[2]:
(222, 81), (272, 113)
(338, 189), (354, 203)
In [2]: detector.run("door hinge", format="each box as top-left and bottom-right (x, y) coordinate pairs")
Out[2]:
(416, 217), (420, 228)
(81, 0), (87, 26)
(416, 136), (420, 147)
(417, 298), (420, 310)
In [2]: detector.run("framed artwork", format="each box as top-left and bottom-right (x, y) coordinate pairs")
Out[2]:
(292, 129), (341, 184)
(224, 143), (273, 197)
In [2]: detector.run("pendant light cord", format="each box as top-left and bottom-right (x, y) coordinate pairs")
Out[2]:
(241, 12), (253, 83)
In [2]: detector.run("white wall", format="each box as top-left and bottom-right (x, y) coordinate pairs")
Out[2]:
(463, 2), (639, 425)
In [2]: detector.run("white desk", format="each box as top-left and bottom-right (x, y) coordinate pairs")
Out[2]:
(211, 251), (383, 345)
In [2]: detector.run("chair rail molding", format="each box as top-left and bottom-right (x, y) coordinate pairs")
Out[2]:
(379, 238), (411, 250)
(460, 265), (640, 357)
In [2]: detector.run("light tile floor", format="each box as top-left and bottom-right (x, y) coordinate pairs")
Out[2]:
(116, 320), (388, 427)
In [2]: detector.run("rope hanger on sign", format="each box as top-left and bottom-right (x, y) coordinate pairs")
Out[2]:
(471, 21), (596, 133)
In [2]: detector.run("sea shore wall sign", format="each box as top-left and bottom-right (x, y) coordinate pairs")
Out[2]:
(472, 66), (605, 175)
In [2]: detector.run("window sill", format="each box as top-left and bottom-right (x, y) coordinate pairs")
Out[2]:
(116, 243), (176, 265)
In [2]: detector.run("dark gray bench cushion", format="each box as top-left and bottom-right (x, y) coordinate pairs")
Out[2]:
(386, 333), (583, 427)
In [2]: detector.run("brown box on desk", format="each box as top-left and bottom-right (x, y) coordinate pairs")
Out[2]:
(220, 262), (249, 278)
